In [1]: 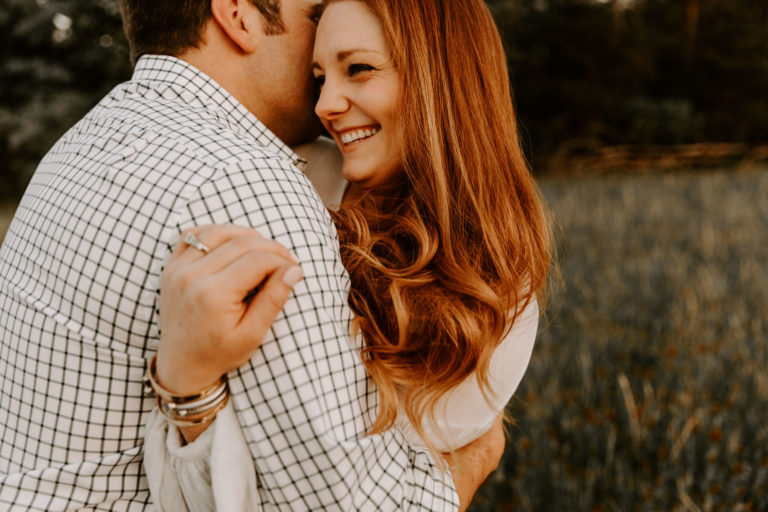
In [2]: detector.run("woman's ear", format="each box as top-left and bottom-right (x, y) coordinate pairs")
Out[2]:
(210, 0), (263, 53)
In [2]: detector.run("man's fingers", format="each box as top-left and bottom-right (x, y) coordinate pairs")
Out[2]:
(238, 264), (303, 337)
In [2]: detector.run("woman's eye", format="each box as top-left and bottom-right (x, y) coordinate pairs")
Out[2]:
(348, 63), (374, 77)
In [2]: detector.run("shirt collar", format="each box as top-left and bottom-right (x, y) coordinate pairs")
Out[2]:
(131, 55), (307, 170)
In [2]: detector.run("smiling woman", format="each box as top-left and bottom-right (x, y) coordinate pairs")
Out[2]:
(312, 2), (402, 188)
(144, 0), (552, 509)
(310, 0), (553, 459)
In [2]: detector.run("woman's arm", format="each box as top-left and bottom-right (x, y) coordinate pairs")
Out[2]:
(144, 223), (504, 511)
(145, 386), (505, 512)
(445, 414), (506, 512)
(143, 225), (299, 511)
(154, 225), (302, 443)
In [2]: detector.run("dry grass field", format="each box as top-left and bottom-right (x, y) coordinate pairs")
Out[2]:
(1, 168), (766, 510)
(472, 168), (768, 511)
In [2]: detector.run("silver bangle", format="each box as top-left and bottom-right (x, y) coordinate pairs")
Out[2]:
(143, 355), (230, 426)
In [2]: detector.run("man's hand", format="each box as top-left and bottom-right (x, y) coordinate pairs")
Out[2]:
(444, 414), (506, 512)
(156, 225), (302, 398)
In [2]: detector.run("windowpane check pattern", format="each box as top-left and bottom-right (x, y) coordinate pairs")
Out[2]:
(0, 55), (458, 510)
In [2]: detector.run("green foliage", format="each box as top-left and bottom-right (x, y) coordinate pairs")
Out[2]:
(488, 0), (768, 156)
(0, 0), (131, 199)
(470, 168), (768, 510)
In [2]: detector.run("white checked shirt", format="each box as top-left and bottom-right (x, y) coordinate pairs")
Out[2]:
(0, 55), (459, 511)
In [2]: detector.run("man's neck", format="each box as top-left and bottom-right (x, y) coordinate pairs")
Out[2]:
(178, 50), (261, 117)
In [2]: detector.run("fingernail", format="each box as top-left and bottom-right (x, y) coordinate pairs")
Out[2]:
(282, 266), (304, 287)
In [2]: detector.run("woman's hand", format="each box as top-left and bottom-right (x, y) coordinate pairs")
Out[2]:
(156, 225), (303, 398)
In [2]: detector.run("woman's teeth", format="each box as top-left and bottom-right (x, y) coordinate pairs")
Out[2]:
(341, 127), (381, 145)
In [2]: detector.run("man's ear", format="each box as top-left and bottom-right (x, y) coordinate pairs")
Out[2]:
(210, 0), (263, 54)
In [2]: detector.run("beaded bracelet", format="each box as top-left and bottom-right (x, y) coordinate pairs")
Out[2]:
(143, 354), (230, 427)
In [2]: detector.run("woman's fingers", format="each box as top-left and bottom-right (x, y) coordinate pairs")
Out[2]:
(189, 234), (296, 278)
(165, 225), (298, 305)
(238, 264), (304, 340)
(169, 225), (265, 266)
(214, 249), (299, 303)
(168, 226), (209, 262)
(158, 224), (303, 394)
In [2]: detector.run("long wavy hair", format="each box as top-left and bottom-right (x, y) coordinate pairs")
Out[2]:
(328, 0), (552, 452)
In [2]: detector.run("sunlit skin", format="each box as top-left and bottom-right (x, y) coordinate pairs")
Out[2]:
(180, 0), (325, 146)
(312, 1), (403, 190)
(251, 0), (326, 145)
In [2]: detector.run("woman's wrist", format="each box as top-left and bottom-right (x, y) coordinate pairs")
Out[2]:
(145, 354), (230, 430)
(154, 348), (225, 396)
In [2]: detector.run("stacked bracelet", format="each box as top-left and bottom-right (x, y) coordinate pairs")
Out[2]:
(143, 355), (229, 427)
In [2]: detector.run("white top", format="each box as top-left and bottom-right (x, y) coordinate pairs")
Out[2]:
(143, 137), (538, 510)
(395, 298), (538, 452)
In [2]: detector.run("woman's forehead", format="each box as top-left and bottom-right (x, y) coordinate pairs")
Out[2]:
(314, 2), (388, 58)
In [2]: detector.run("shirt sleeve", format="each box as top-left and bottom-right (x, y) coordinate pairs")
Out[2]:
(149, 155), (460, 510)
(144, 407), (216, 512)
(144, 401), (262, 512)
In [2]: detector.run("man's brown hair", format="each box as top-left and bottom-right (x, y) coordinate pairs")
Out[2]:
(119, 0), (284, 65)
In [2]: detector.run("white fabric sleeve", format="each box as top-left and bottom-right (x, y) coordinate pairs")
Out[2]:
(144, 407), (215, 512)
(144, 401), (261, 512)
(292, 137), (347, 209)
(396, 298), (540, 452)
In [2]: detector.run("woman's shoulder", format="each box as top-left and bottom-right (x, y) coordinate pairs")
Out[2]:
(292, 136), (347, 209)
(454, 297), (539, 412)
(489, 298), (539, 390)
(402, 298), (540, 451)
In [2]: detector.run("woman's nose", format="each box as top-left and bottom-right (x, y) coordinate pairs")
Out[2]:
(315, 80), (350, 120)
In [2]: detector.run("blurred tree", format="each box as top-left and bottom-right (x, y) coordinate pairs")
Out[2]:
(685, 0), (700, 59)
(688, 0), (768, 143)
(0, 0), (131, 200)
(1, 0), (767, 200)
(488, 0), (768, 162)
(489, 0), (639, 155)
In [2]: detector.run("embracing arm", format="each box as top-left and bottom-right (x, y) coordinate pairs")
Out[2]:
(144, 223), (504, 511)
(153, 225), (303, 444)
(447, 414), (506, 512)
(144, 158), (464, 510)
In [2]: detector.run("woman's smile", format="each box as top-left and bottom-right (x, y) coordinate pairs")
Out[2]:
(338, 125), (382, 151)
(339, 125), (381, 146)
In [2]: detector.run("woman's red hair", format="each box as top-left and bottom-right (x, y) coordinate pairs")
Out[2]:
(327, 0), (552, 453)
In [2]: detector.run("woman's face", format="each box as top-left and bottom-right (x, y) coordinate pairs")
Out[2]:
(312, 1), (402, 189)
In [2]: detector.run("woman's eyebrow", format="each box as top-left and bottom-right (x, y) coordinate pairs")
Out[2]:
(336, 49), (377, 61)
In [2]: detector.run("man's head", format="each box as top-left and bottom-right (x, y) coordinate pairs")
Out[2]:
(119, 0), (324, 145)
(119, 0), (284, 65)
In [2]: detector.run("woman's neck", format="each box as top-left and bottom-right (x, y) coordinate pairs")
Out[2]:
(341, 183), (362, 204)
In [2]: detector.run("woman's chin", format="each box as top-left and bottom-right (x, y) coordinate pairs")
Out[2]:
(341, 166), (374, 185)
(341, 160), (401, 193)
